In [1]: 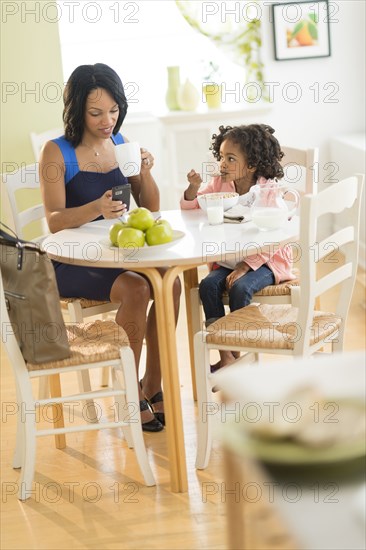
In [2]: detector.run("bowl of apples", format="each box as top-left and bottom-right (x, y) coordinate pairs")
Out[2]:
(107, 207), (184, 250)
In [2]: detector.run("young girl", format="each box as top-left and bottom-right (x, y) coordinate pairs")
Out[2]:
(181, 124), (296, 369)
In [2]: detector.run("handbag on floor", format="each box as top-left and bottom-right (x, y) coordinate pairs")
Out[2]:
(0, 224), (70, 363)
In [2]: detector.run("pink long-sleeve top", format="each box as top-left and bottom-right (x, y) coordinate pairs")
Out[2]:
(180, 176), (296, 284)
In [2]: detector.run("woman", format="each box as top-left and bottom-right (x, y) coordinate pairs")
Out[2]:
(40, 63), (181, 431)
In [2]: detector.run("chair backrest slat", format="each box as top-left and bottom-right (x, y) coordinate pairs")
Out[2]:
(281, 146), (319, 195)
(2, 164), (47, 240)
(30, 127), (63, 161)
(295, 173), (364, 354)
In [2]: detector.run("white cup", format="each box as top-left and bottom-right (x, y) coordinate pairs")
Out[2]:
(115, 142), (141, 177)
(206, 195), (224, 225)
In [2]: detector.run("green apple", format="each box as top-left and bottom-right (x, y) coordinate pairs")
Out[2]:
(145, 220), (173, 246)
(117, 227), (145, 248)
(109, 221), (126, 246)
(156, 219), (172, 231)
(128, 207), (155, 231)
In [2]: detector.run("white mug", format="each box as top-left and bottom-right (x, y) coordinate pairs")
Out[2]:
(115, 142), (141, 177)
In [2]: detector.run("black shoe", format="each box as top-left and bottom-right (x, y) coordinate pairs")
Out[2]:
(140, 399), (164, 432)
(140, 380), (165, 426)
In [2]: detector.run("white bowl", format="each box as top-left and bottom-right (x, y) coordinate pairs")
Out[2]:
(197, 192), (239, 212)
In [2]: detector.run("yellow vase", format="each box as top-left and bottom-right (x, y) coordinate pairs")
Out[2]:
(203, 83), (221, 109)
(165, 66), (181, 111)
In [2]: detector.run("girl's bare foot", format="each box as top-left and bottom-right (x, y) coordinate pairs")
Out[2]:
(219, 350), (238, 368)
(210, 359), (222, 373)
(211, 351), (241, 372)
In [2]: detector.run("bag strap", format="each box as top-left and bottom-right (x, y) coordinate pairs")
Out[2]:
(0, 221), (18, 240)
(0, 222), (45, 270)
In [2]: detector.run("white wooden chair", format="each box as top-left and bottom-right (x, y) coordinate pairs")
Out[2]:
(187, 146), (319, 397)
(30, 127), (64, 160)
(2, 164), (119, 392)
(193, 173), (364, 469)
(0, 268), (155, 500)
(281, 145), (318, 196)
(2, 164), (120, 321)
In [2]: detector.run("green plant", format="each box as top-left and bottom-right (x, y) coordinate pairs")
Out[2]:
(176, 0), (268, 101)
(202, 60), (220, 82)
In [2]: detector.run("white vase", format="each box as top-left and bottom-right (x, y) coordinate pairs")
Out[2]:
(177, 79), (199, 111)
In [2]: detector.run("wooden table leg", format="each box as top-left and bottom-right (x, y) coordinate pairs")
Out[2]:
(163, 267), (189, 492)
(183, 267), (199, 401)
(141, 267), (188, 493)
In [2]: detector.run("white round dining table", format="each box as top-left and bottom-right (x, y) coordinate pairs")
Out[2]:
(42, 209), (299, 493)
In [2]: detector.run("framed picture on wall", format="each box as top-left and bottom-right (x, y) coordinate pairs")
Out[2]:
(272, 0), (331, 60)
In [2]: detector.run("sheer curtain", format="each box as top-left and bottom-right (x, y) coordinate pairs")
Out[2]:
(57, 0), (244, 114)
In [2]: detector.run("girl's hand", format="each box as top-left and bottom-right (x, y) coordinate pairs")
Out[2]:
(226, 262), (251, 290)
(187, 169), (202, 188)
(140, 148), (154, 173)
(100, 190), (126, 219)
(184, 169), (203, 200)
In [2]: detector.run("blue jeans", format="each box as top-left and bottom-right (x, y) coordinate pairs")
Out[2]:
(199, 264), (275, 326)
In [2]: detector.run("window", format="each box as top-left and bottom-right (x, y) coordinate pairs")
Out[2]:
(57, 0), (244, 114)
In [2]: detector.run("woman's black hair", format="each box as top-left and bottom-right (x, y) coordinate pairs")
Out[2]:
(63, 63), (128, 146)
(210, 124), (284, 180)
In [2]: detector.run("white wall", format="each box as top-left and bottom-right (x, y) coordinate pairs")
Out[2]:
(122, 0), (365, 260)
(0, 1), (64, 230)
(124, 0), (365, 199)
(3, 1), (364, 246)
(259, 0), (365, 187)
(262, 0), (366, 267)
(260, 0), (365, 266)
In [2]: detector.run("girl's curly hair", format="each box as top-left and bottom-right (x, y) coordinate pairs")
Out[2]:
(210, 124), (284, 180)
(63, 63), (128, 147)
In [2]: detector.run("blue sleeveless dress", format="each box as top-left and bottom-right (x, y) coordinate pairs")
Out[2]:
(52, 134), (129, 301)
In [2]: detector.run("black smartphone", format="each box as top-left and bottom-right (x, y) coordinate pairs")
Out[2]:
(112, 184), (131, 210)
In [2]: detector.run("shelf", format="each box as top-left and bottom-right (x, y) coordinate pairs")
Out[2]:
(155, 102), (272, 124)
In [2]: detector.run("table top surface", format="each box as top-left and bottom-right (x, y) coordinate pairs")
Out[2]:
(42, 209), (299, 269)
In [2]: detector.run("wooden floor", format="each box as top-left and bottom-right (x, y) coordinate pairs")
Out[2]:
(1, 265), (365, 550)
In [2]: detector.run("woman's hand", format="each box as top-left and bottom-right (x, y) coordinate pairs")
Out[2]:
(127, 145), (159, 212)
(100, 190), (126, 219)
(140, 148), (154, 173)
(226, 262), (251, 290)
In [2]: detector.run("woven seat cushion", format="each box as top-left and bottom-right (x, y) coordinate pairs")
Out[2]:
(205, 304), (341, 350)
(60, 297), (110, 308)
(254, 278), (299, 297)
(220, 269), (300, 299)
(27, 320), (130, 371)
(254, 268), (300, 297)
